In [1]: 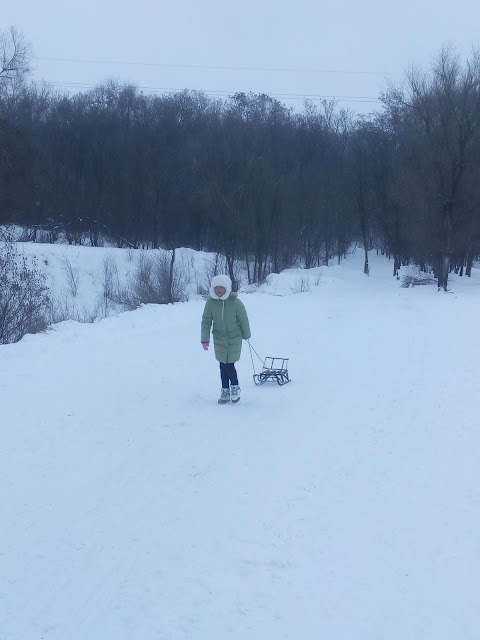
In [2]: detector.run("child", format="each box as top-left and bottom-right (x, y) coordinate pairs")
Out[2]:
(201, 274), (251, 404)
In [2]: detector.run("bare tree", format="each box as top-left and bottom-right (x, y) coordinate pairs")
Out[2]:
(405, 46), (480, 290)
(350, 121), (377, 275)
(0, 27), (31, 84)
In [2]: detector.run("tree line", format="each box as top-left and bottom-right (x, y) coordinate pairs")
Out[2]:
(2, 28), (480, 290)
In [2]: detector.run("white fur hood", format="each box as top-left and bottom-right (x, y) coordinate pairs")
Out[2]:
(210, 274), (232, 300)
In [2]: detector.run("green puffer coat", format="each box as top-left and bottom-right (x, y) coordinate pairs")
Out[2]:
(201, 293), (251, 363)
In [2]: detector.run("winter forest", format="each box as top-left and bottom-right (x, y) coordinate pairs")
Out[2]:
(2, 27), (480, 299)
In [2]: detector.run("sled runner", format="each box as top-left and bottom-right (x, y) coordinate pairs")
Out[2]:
(248, 341), (291, 386)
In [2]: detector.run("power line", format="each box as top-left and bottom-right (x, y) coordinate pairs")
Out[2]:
(34, 56), (401, 77)
(32, 80), (381, 103)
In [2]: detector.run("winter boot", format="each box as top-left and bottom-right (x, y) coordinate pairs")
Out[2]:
(230, 385), (241, 403)
(218, 388), (231, 404)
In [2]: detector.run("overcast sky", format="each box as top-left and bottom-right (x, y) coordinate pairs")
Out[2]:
(4, 0), (480, 114)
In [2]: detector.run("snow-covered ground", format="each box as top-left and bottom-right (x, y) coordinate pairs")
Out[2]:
(1, 250), (480, 639)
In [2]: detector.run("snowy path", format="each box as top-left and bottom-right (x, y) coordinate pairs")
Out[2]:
(1, 260), (480, 639)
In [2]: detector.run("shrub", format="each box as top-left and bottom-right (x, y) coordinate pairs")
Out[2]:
(0, 234), (51, 344)
(108, 250), (188, 310)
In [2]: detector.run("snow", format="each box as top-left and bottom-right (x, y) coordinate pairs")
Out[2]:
(1, 249), (480, 639)
(13, 241), (214, 320)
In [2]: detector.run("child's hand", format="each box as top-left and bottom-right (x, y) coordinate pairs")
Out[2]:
(202, 342), (209, 351)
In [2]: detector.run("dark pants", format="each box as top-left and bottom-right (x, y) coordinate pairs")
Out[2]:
(220, 362), (238, 388)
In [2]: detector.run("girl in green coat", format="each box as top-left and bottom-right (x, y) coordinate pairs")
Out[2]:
(201, 274), (251, 404)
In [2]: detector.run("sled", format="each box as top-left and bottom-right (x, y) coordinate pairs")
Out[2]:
(253, 356), (291, 386)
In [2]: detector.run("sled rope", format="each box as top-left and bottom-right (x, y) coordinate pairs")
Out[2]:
(247, 340), (263, 375)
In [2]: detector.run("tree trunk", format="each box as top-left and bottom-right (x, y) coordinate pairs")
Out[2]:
(167, 248), (175, 304)
(437, 254), (450, 291)
(357, 181), (369, 275)
(226, 254), (236, 290)
(466, 252), (473, 277)
(393, 254), (401, 277)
